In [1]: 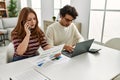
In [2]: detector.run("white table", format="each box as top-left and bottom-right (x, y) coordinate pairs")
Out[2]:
(0, 44), (120, 80)
(0, 46), (7, 64)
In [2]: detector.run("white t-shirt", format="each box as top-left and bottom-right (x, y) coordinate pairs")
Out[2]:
(46, 22), (84, 46)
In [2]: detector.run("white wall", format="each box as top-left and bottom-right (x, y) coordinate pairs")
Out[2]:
(6, 0), (9, 5)
(71, 0), (90, 39)
(41, 0), (54, 30)
(6, 0), (90, 39)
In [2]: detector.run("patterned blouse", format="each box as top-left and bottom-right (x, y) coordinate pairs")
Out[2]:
(12, 32), (48, 57)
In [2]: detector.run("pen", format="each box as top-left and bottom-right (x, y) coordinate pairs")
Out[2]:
(37, 62), (44, 66)
(51, 57), (56, 60)
(51, 56), (62, 61)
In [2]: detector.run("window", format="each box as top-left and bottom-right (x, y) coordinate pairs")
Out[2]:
(89, 0), (120, 43)
(54, 0), (70, 20)
(31, 0), (41, 26)
(20, 0), (41, 26)
(20, 0), (27, 9)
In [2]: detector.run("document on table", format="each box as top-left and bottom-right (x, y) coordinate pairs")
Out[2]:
(39, 44), (64, 58)
(11, 68), (50, 80)
(28, 44), (64, 67)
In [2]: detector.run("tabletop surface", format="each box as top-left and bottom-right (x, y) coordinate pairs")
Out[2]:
(0, 43), (120, 80)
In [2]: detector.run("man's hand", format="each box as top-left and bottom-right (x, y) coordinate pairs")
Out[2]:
(64, 45), (74, 52)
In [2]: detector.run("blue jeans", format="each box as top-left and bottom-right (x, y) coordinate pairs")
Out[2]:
(13, 56), (29, 61)
(13, 54), (38, 62)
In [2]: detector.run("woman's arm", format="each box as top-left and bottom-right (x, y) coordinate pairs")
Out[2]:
(42, 44), (52, 50)
(16, 35), (30, 55)
(16, 22), (31, 55)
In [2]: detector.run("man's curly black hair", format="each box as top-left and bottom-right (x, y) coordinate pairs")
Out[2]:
(60, 5), (78, 19)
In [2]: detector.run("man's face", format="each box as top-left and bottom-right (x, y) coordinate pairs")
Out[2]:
(60, 14), (74, 27)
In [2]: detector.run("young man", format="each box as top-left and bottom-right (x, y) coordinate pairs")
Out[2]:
(46, 5), (84, 52)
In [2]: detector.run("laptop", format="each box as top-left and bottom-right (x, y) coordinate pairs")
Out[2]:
(62, 39), (94, 58)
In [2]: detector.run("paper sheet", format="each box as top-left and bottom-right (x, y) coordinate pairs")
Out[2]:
(31, 44), (64, 66)
(39, 44), (64, 58)
(26, 44), (65, 69)
(11, 68), (50, 80)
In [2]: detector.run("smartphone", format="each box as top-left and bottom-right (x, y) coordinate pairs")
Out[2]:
(22, 21), (32, 30)
(28, 27), (32, 31)
(89, 49), (101, 53)
(21, 21), (26, 26)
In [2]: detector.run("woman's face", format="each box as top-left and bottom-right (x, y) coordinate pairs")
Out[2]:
(26, 12), (37, 29)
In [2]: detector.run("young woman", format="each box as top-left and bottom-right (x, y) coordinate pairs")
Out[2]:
(11, 7), (52, 61)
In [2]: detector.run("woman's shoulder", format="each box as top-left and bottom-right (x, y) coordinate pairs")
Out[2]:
(11, 32), (21, 40)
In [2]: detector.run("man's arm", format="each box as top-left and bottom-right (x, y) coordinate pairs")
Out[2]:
(73, 24), (84, 43)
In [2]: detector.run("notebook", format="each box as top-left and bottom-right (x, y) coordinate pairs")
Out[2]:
(62, 39), (94, 58)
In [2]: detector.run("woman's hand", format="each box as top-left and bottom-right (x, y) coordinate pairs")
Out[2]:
(54, 53), (61, 58)
(24, 22), (31, 36)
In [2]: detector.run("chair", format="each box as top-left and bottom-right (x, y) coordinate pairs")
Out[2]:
(7, 42), (14, 63)
(6, 42), (41, 63)
(105, 38), (120, 50)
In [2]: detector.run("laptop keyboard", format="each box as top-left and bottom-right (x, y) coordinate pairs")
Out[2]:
(62, 50), (73, 57)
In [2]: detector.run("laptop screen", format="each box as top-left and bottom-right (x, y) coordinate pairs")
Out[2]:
(62, 39), (94, 57)
(74, 39), (94, 54)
